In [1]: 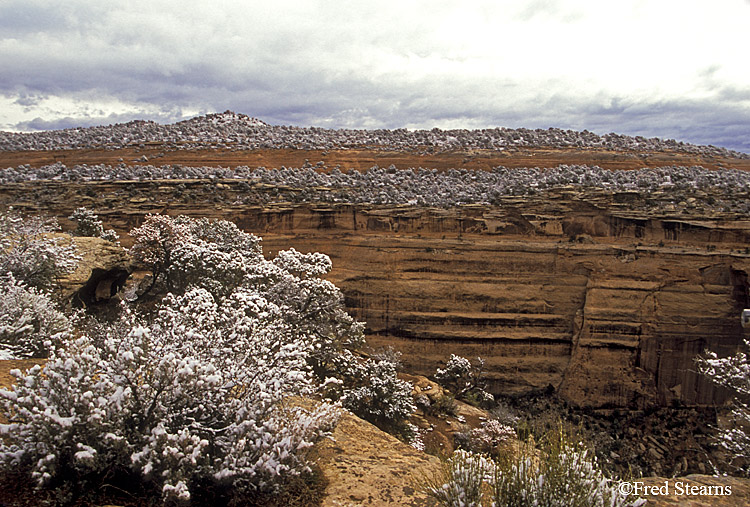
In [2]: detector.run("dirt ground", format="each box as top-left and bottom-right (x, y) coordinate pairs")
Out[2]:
(2, 145), (749, 172)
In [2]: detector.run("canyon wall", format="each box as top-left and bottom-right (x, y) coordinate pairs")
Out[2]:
(2, 180), (750, 408)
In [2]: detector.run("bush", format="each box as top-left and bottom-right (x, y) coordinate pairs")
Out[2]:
(0, 273), (71, 359)
(327, 350), (416, 436)
(423, 449), (491, 507)
(696, 339), (750, 475)
(435, 354), (494, 407)
(489, 402), (520, 428)
(0, 289), (339, 503)
(0, 213), (418, 502)
(425, 429), (645, 507)
(128, 213), (192, 295)
(68, 207), (118, 243)
(468, 420), (517, 456)
(492, 429), (644, 507)
(432, 393), (458, 417)
(129, 215), (364, 375)
(0, 209), (78, 290)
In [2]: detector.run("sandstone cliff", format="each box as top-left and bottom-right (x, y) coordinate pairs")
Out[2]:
(2, 178), (749, 409)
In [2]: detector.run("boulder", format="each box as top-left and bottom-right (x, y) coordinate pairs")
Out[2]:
(315, 409), (440, 506)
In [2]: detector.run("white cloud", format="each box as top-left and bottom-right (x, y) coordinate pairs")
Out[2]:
(1, 0), (748, 151)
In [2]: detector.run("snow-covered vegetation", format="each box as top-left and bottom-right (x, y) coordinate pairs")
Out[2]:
(0, 209), (79, 291)
(328, 349), (416, 436)
(0, 273), (71, 359)
(697, 340), (750, 475)
(425, 430), (645, 507)
(435, 354), (494, 408)
(0, 210), (79, 359)
(0, 213), (418, 504)
(0, 111), (746, 159)
(5, 162), (749, 213)
(68, 207), (119, 243)
(0, 292), (339, 503)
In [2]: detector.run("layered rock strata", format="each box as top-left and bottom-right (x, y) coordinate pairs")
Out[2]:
(2, 180), (749, 408)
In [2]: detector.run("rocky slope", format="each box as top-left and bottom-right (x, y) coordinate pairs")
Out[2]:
(2, 111), (747, 159)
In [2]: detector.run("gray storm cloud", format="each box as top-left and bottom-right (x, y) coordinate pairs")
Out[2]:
(1, 0), (748, 152)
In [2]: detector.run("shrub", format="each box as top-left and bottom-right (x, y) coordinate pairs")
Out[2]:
(129, 215), (365, 377)
(432, 393), (458, 417)
(128, 214), (192, 295)
(0, 209), (78, 290)
(425, 429), (645, 507)
(328, 350), (416, 436)
(423, 449), (491, 507)
(435, 354), (494, 406)
(0, 273), (71, 359)
(0, 288), (339, 503)
(492, 429), (644, 507)
(468, 420), (517, 456)
(489, 402), (520, 428)
(0, 215), (381, 503)
(68, 207), (118, 243)
(696, 339), (750, 475)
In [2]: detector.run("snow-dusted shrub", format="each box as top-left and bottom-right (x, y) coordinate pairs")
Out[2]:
(335, 351), (416, 433)
(131, 215), (365, 378)
(0, 288), (339, 503)
(468, 420), (517, 455)
(424, 449), (492, 507)
(426, 431), (644, 507)
(0, 273), (71, 359)
(435, 354), (494, 406)
(128, 213), (192, 294)
(167, 238), (253, 298)
(489, 402), (520, 429)
(0, 209), (78, 290)
(491, 430), (644, 507)
(68, 207), (118, 243)
(696, 339), (750, 475)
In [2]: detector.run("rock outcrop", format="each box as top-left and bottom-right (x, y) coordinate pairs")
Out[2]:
(315, 410), (440, 506)
(55, 236), (133, 307)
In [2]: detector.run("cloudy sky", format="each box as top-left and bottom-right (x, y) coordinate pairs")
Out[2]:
(1, 0), (749, 152)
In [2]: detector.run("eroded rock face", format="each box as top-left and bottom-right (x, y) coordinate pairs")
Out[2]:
(4, 181), (750, 409)
(252, 204), (750, 409)
(56, 236), (133, 307)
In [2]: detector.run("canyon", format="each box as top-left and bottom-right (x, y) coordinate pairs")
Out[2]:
(3, 143), (749, 410)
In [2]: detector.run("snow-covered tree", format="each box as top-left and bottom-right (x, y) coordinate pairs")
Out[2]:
(130, 215), (365, 377)
(696, 339), (750, 475)
(468, 419), (517, 456)
(0, 209), (78, 290)
(128, 214), (192, 295)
